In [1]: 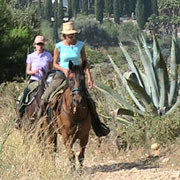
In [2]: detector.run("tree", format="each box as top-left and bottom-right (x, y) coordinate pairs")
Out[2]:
(53, 0), (58, 41)
(67, 0), (73, 19)
(95, 0), (104, 23)
(44, 0), (52, 22)
(0, 0), (39, 82)
(135, 0), (146, 29)
(113, 0), (120, 24)
(72, 0), (79, 18)
(151, 0), (158, 16)
(105, 0), (112, 18)
(82, 0), (88, 15)
(147, 0), (180, 36)
(144, 0), (152, 22)
(58, 0), (64, 27)
(129, 0), (137, 15)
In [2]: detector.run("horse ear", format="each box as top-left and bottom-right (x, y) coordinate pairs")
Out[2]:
(69, 60), (74, 70)
(81, 61), (87, 71)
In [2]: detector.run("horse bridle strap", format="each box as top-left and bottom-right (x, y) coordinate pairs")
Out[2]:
(72, 88), (81, 95)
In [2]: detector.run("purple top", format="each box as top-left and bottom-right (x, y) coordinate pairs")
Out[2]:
(26, 50), (52, 81)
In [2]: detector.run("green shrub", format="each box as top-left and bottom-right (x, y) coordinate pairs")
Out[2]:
(74, 16), (118, 47)
(119, 111), (180, 148)
(118, 22), (141, 43)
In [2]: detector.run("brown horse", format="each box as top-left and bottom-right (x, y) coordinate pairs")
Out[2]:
(50, 61), (91, 168)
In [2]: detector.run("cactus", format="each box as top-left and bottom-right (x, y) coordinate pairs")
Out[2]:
(94, 35), (180, 120)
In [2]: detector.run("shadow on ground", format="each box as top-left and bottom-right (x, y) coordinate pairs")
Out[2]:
(85, 156), (160, 174)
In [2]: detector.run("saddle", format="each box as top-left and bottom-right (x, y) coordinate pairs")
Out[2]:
(17, 81), (41, 112)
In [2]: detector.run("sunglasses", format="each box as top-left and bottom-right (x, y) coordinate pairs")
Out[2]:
(36, 43), (44, 46)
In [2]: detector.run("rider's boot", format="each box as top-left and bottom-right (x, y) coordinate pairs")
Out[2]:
(87, 97), (110, 137)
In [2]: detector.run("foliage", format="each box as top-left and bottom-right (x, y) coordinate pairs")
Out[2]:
(135, 0), (146, 29)
(119, 112), (180, 148)
(113, 0), (120, 24)
(147, 0), (180, 36)
(86, 47), (107, 65)
(95, 34), (180, 122)
(95, 0), (104, 23)
(118, 21), (141, 43)
(57, 0), (64, 27)
(44, 0), (52, 22)
(0, 0), (40, 82)
(40, 19), (55, 53)
(71, 0), (78, 18)
(104, 0), (112, 18)
(75, 17), (118, 47)
(82, 0), (88, 15)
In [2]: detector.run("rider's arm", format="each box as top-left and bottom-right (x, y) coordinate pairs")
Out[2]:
(53, 47), (69, 77)
(26, 63), (39, 75)
(81, 46), (93, 88)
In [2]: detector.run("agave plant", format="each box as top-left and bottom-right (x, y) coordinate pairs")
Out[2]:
(94, 34), (180, 121)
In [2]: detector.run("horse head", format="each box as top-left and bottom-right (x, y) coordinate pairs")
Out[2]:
(68, 61), (86, 107)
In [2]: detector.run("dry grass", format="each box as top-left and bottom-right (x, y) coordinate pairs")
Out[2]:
(1, 82), (180, 180)
(0, 82), (119, 180)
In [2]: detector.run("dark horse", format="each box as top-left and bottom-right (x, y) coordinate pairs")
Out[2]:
(47, 61), (91, 168)
(16, 69), (48, 133)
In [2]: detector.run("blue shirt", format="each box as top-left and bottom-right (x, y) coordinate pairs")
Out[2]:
(56, 40), (84, 69)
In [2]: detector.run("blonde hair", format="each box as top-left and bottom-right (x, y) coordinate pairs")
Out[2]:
(61, 34), (66, 40)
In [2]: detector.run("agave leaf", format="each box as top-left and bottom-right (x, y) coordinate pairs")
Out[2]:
(94, 80), (144, 115)
(168, 36), (179, 107)
(166, 96), (180, 115)
(112, 108), (133, 125)
(108, 55), (127, 96)
(153, 35), (161, 68)
(119, 42), (144, 88)
(137, 39), (159, 107)
(126, 79), (152, 106)
(117, 108), (134, 116)
(123, 72), (145, 112)
(108, 55), (123, 80)
(158, 53), (169, 109)
(117, 117), (132, 126)
(139, 71), (151, 96)
(140, 34), (153, 63)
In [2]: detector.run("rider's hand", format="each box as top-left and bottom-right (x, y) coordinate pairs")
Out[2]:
(88, 77), (93, 89)
(33, 68), (40, 74)
(63, 69), (70, 77)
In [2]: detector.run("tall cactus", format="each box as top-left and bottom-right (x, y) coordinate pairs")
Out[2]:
(94, 35), (180, 119)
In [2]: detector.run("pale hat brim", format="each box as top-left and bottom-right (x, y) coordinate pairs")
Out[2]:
(61, 29), (80, 35)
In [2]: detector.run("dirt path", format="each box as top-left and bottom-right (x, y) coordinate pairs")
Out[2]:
(71, 137), (180, 180)
(84, 161), (180, 180)
(87, 167), (180, 180)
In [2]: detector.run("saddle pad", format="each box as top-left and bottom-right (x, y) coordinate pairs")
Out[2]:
(17, 81), (41, 110)
(48, 79), (66, 102)
(25, 81), (41, 103)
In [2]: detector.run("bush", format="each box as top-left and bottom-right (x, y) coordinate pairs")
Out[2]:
(118, 22), (141, 43)
(118, 111), (180, 148)
(74, 16), (118, 48)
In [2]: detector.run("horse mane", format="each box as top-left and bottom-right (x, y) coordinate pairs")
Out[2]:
(63, 64), (86, 92)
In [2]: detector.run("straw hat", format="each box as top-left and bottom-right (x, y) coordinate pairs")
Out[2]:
(34, 35), (45, 44)
(61, 22), (79, 35)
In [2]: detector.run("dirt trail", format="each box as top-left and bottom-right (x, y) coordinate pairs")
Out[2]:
(85, 161), (180, 180)
(73, 137), (180, 180)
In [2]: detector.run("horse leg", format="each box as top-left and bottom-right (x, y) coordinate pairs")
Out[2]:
(62, 133), (76, 170)
(78, 135), (89, 167)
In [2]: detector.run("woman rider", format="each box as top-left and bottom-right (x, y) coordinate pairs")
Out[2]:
(38, 22), (110, 137)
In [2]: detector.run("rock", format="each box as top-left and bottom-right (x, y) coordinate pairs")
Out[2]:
(151, 143), (160, 150)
